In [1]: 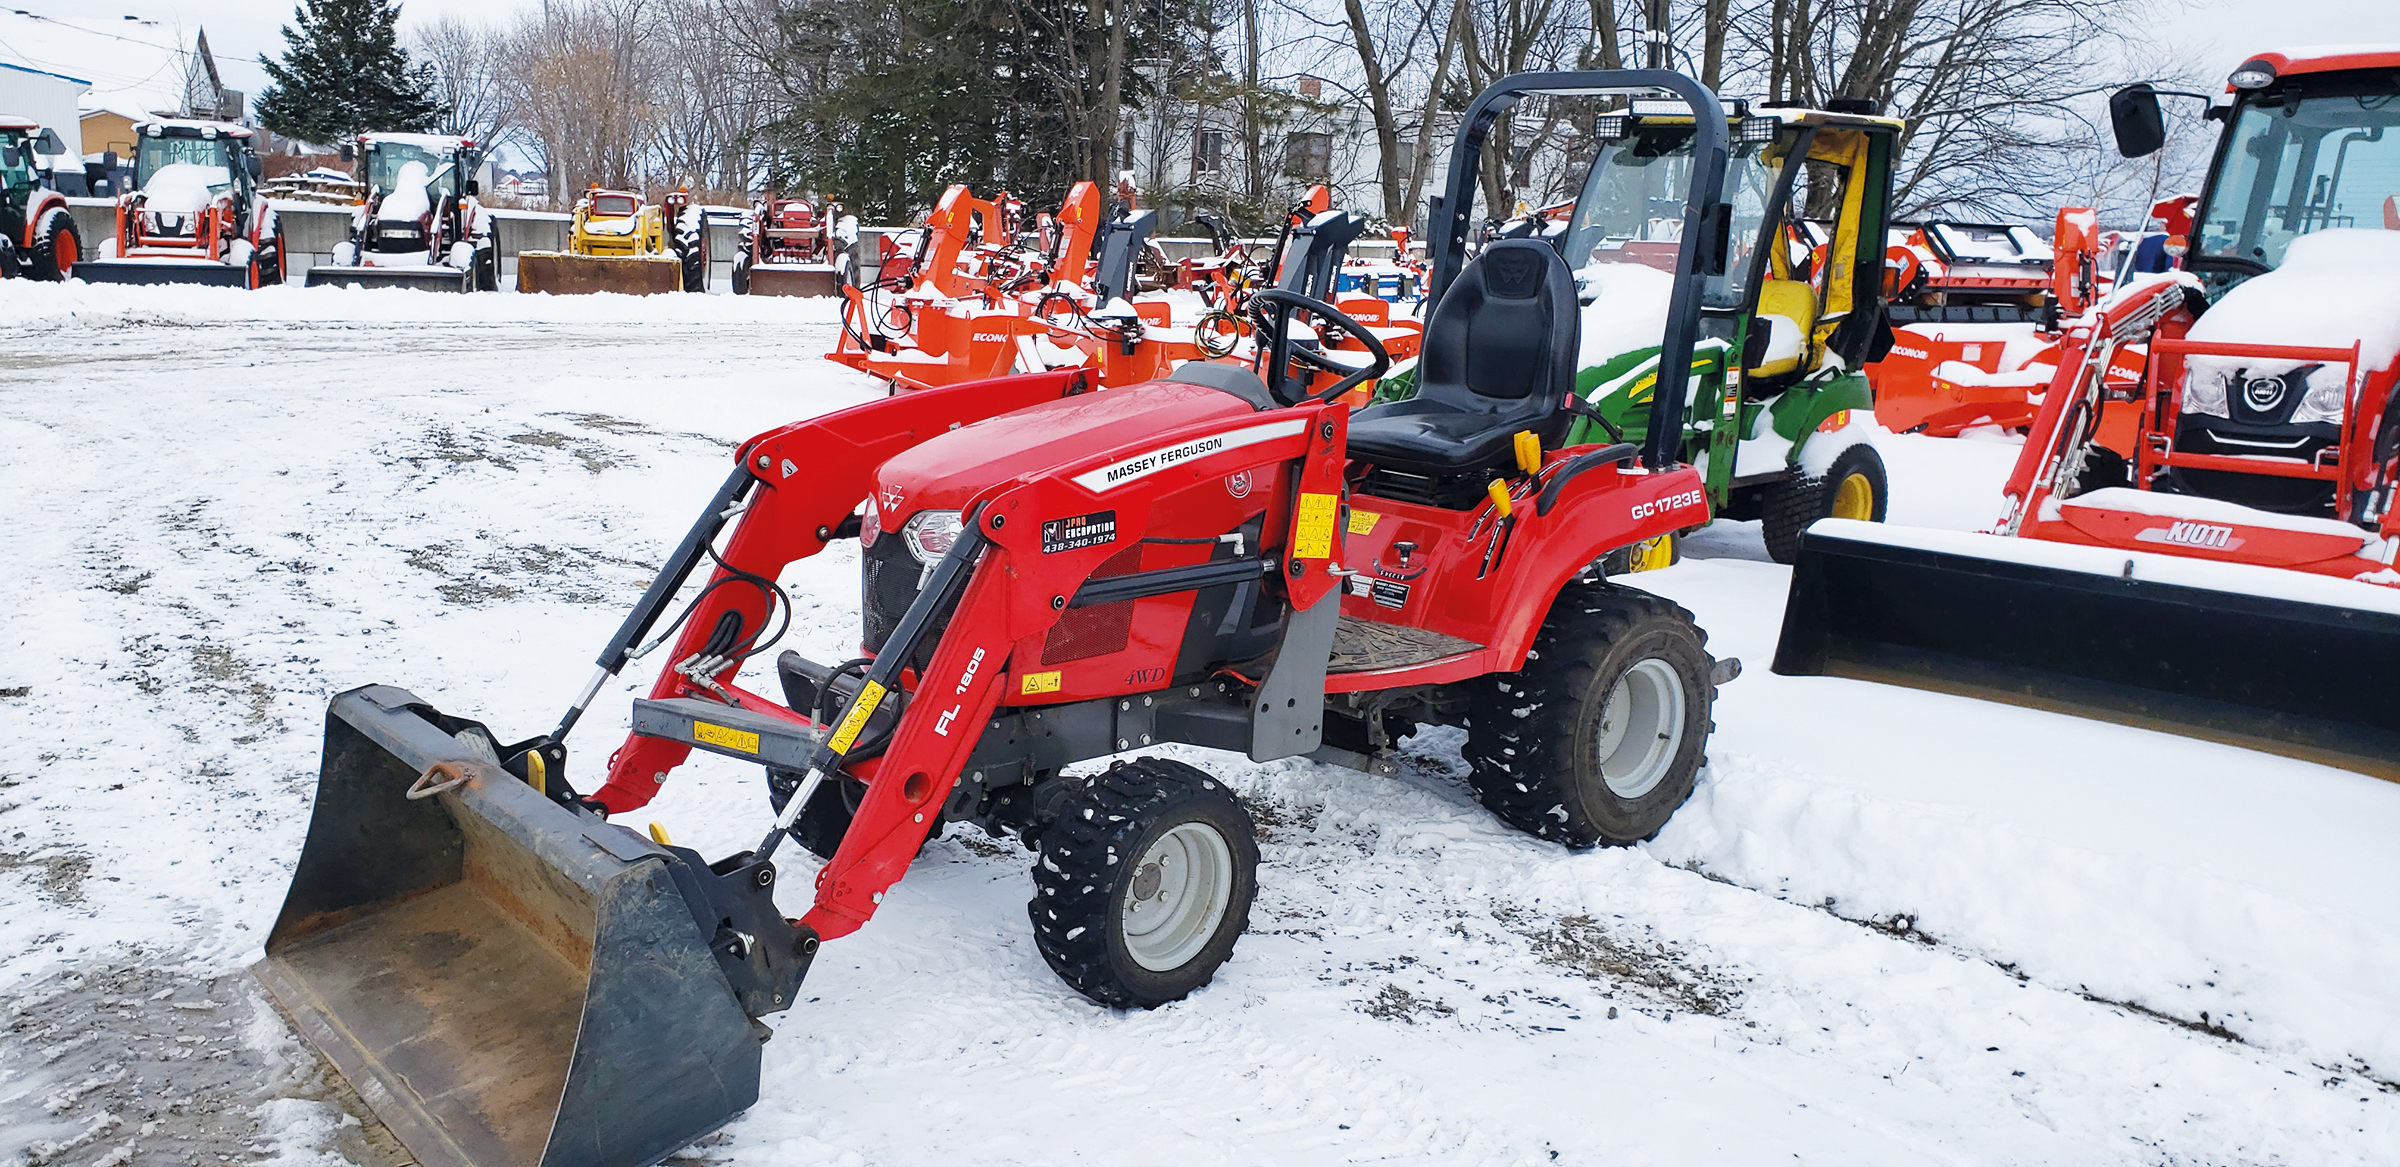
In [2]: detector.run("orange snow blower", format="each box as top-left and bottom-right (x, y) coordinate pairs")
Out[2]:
(1778, 45), (2400, 780)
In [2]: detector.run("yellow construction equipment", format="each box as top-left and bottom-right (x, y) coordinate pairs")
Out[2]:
(516, 187), (694, 295)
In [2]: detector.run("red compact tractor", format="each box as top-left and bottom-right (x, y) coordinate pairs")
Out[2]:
(82, 119), (284, 288)
(732, 197), (860, 296)
(255, 70), (1741, 1167)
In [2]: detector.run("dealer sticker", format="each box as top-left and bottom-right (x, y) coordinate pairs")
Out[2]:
(1041, 510), (1117, 554)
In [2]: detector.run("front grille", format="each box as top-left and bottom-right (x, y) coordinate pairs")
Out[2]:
(861, 537), (938, 670)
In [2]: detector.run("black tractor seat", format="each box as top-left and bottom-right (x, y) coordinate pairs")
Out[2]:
(1346, 239), (1579, 475)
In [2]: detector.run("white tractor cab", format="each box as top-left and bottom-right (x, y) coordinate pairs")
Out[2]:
(309, 133), (500, 291)
(81, 119), (283, 288)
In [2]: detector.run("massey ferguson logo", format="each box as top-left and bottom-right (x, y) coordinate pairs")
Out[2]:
(2158, 521), (2234, 549)
(1225, 469), (1253, 498)
(879, 484), (905, 511)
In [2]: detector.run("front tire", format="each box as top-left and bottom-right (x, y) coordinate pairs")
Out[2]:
(768, 769), (867, 861)
(1030, 758), (1258, 1008)
(1464, 584), (1717, 847)
(731, 250), (752, 295)
(1760, 443), (1888, 563)
(29, 209), (77, 281)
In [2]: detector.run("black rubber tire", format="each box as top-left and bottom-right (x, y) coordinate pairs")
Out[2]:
(474, 245), (499, 292)
(767, 769), (872, 861)
(29, 210), (76, 282)
(256, 229), (286, 286)
(1759, 443), (1888, 564)
(1464, 584), (1717, 848)
(680, 233), (707, 293)
(1029, 757), (1258, 1008)
(731, 251), (752, 295)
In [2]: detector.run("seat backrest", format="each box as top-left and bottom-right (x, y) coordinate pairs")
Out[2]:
(1748, 277), (1819, 378)
(1416, 239), (1579, 437)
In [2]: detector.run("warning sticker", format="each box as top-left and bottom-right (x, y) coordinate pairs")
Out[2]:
(827, 680), (886, 754)
(1293, 493), (1339, 559)
(1020, 670), (1063, 695)
(693, 721), (760, 755)
(1347, 509), (1380, 535)
(1041, 510), (1118, 554)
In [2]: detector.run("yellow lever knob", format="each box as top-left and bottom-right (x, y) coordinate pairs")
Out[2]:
(648, 822), (672, 846)
(1487, 479), (1514, 519)
(1513, 431), (1541, 476)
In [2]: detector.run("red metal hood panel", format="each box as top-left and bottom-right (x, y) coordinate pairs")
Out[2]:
(873, 379), (1263, 521)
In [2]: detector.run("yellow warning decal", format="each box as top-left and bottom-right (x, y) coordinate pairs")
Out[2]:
(1347, 509), (1380, 536)
(1293, 492), (1339, 559)
(1021, 670), (1063, 696)
(693, 721), (760, 755)
(826, 680), (886, 754)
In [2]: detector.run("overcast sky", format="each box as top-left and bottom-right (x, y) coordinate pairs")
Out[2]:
(36, 0), (2400, 111)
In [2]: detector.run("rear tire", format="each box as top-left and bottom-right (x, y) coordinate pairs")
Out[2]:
(1464, 584), (1716, 847)
(731, 251), (752, 295)
(1029, 758), (1257, 1008)
(474, 245), (499, 291)
(1599, 530), (1680, 576)
(768, 769), (865, 861)
(1760, 443), (1887, 563)
(29, 209), (76, 281)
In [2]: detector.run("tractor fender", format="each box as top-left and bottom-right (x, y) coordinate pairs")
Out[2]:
(1769, 371), (1874, 443)
(21, 190), (65, 248)
(1480, 463), (1716, 671)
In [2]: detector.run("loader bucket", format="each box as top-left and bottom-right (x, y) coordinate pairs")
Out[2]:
(741, 263), (843, 297)
(1773, 520), (2400, 782)
(254, 684), (785, 1167)
(515, 251), (683, 296)
(75, 259), (252, 288)
(305, 264), (474, 292)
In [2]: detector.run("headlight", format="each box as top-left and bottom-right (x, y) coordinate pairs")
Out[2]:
(2181, 364), (2229, 417)
(2294, 365), (2348, 425)
(859, 498), (880, 546)
(901, 510), (963, 564)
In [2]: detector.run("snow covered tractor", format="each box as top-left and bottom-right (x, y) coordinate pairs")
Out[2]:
(731, 197), (859, 296)
(1373, 97), (1903, 566)
(80, 120), (284, 288)
(0, 117), (79, 281)
(516, 187), (696, 295)
(255, 69), (1739, 1167)
(305, 133), (498, 292)
(1777, 44), (2400, 780)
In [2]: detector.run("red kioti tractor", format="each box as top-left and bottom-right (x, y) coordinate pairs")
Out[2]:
(81, 119), (284, 288)
(254, 69), (1741, 1167)
(0, 117), (79, 281)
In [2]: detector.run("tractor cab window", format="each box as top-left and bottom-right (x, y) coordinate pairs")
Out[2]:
(135, 134), (231, 188)
(1557, 121), (1779, 317)
(2195, 76), (2400, 290)
(366, 141), (455, 200)
(591, 194), (639, 218)
(0, 135), (37, 197)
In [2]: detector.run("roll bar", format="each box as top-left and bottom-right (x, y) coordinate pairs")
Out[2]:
(1423, 70), (1729, 470)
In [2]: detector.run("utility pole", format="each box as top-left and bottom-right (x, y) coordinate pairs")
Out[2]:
(1643, 0), (1669, 70)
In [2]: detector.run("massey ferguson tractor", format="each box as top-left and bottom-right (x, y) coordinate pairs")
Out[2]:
(80, 119), (284, 288)
(254, 69), (1743, 1167)
(0, 117), (79, 281)
(306, 133), (498, 292)
(1778, 44), (2400, 782)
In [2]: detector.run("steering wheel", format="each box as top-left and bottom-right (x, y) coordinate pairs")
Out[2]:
(1248, 288), (1391, 405)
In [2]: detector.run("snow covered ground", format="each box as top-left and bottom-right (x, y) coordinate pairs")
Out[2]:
(2, 283), (2395, 1166)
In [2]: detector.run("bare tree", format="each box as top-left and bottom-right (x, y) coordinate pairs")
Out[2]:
(412, 15), (514, 151)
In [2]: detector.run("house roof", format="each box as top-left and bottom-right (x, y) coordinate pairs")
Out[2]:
(0, 9), (202, 121)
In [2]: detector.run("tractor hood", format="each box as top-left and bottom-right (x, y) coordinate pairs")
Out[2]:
(144, 162), (229, 214)
(872, 378), (1262, 528)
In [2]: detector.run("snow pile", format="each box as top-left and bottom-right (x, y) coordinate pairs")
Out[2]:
(9, 279), (843, 328)
(142, 162), (229, 214)
(2185, 228), (2400, 415)
(1575, 260), (1676, 366)
(378, 161), (433, 222)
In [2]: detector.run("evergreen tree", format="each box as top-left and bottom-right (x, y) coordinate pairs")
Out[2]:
(255, 0), (443, 146)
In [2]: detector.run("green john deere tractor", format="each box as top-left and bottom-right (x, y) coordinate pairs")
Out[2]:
(1386, 98), (1903, 566)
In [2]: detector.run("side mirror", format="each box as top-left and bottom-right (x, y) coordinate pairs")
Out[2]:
(2110, 84), (2168, 158)
(33, 128), (63, 156)
(339, 144), (355, 162)
(464, 179), (480, 196)
(247, 154), (264, 180)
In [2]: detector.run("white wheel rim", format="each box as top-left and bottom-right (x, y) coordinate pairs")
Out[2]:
(1120, 821), (1235, 972)
(1593, 658), (1687, 800)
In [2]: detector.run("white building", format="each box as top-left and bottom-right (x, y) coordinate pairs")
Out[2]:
(0, 60), (89, 159)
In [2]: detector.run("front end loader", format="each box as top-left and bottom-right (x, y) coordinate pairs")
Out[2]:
(78, 119), (284, 289)
(517, 188), (691, 295)
(1775, 46), (2400, 780)
(304, 133), (498, 292)
(258, 69), (1743, 1167)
